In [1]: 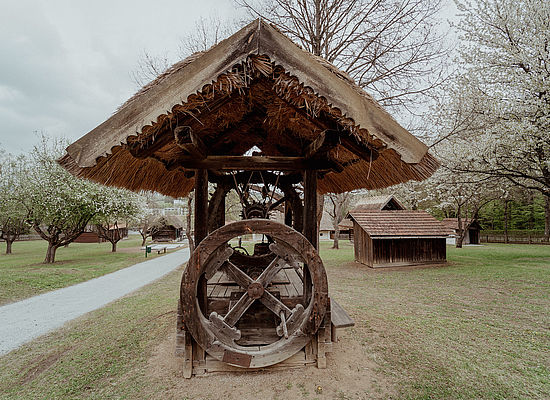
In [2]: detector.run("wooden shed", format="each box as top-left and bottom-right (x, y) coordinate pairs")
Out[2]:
(59, 20), (438, 377)
(337, 218), (354, 241)
(151, 216), (184, 242)
(442, 218), (482, 245)
(349, 210), (451, 267)
(74, 223), (128, 243)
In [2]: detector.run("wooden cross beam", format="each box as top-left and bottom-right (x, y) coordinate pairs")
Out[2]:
(174, 126), (208, 160)
(172, 155), (339, 171)
(304, 130), (340, 159)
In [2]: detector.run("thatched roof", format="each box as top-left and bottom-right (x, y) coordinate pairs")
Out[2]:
(349, 210), (452, 238)
(351, 195), (405, 212)
(152, 215), (184, 229)
(59, 20), (438, 197)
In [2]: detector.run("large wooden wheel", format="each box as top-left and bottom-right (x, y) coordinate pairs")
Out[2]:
(180, 219), (328, 368)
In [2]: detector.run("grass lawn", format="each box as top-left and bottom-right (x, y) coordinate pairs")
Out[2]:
(0, 243), (548, 399)
(0, 235), (179, 306)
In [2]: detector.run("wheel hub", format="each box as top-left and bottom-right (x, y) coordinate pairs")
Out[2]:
(247, 282), (265, 299)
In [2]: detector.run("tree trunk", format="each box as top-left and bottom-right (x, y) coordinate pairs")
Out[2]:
(504, 199), (509, 244)
(332, 227), (340, 249)
(5, 238), (14, 255)
(544, 195), (550, 241)
(141, 235), (147, 247)
(111, 241), (117, 252)
(44, 243), (58, 263)
(456, 205), (463, 248)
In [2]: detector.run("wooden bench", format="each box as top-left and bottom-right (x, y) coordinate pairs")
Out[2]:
(330, 299), (355, 342)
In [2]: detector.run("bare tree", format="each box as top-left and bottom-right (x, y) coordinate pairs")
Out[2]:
(326, 192), (352, 249)
(180, 15), (238, 55)
(131, 51), (171, 88)
(131, 14), (238, 88)
(236, 0), (448, 110)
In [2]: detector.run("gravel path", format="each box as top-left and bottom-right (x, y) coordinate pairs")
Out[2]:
(0, 247), (190, 355)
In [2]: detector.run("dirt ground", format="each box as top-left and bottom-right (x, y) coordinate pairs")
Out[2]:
(146, 330), (395, 400)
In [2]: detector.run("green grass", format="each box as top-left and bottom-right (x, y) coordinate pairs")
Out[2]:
(321, 242), (550, 399)
(0, 243), (548, 399)
(0, 236), (176, 305)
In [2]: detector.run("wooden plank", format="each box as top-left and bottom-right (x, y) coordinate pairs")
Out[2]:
(331, 299), (355, 328)
(201, 349), (313, 374)
(183, 331), (193, 379)
(283, 269), (301, 298)
(210, 284), (227, 298)
(173, 155), (336, 171)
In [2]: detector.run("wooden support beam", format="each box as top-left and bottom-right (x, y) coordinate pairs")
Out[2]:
(174, 126), (208, 160)
(304, 130), (340, 159)
(336, 130), (380, 163)
(193, 168), (209, 366)
(303, 170), (318, 249)
(302, 170), (317, 305)
(174, 155), (335, 171)
(209, 171), (302, 187)
(194, 169), (209, 245)
(128, 132), (173, 159)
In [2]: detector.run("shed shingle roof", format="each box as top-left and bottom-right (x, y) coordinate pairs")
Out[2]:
(349, 210), (452, 238)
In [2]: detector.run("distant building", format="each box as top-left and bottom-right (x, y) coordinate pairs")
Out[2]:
(74, 223), (128, 243)
(347, 196), (452, 267)
(151, 216), (184, 242)
(442, 218), (482, 245)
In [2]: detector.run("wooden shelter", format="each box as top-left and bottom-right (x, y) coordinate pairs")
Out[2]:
(442, 218), (482, 245)
(348, 210), (451, 267)
(337, 218), (354, 241)
(59, 20), (438, 377)
(74, 223), (128, 243)
(151, 215), (184, 242)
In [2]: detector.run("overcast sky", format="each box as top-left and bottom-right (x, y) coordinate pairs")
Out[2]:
(0, 0), (244, 153)
(0, 0), (456, 154)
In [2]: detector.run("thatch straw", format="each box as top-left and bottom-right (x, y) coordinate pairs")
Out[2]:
(59, 21), (438, 197)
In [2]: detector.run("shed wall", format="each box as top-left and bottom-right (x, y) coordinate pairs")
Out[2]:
(353, 221), (373, 267)
(372, 238), (446, 266)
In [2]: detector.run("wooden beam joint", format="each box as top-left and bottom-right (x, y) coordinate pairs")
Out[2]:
(174, 126), (208, 160)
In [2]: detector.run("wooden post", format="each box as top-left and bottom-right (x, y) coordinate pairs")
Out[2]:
(284, 200), (293, 226)
(193, 169), (209, 372)
(194, 169), (209, 245)
(302, 169), (317, 307)
(303, 170), (318, 248)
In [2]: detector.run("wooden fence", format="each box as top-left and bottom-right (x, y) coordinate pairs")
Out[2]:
(480, 234), (550, 245)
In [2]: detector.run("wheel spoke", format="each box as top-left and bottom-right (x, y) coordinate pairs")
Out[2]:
(204, 245), (234, 280)
(224, 293), (255, 327)
(256, 256), (286, 287)
(260, 290), (292, 317)
(276, 304), (305, 337)
(223, 261), (253, 289)
(269, 242), (303, 269)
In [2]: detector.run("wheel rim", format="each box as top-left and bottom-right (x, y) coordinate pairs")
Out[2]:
(180, 219), (328, 368)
